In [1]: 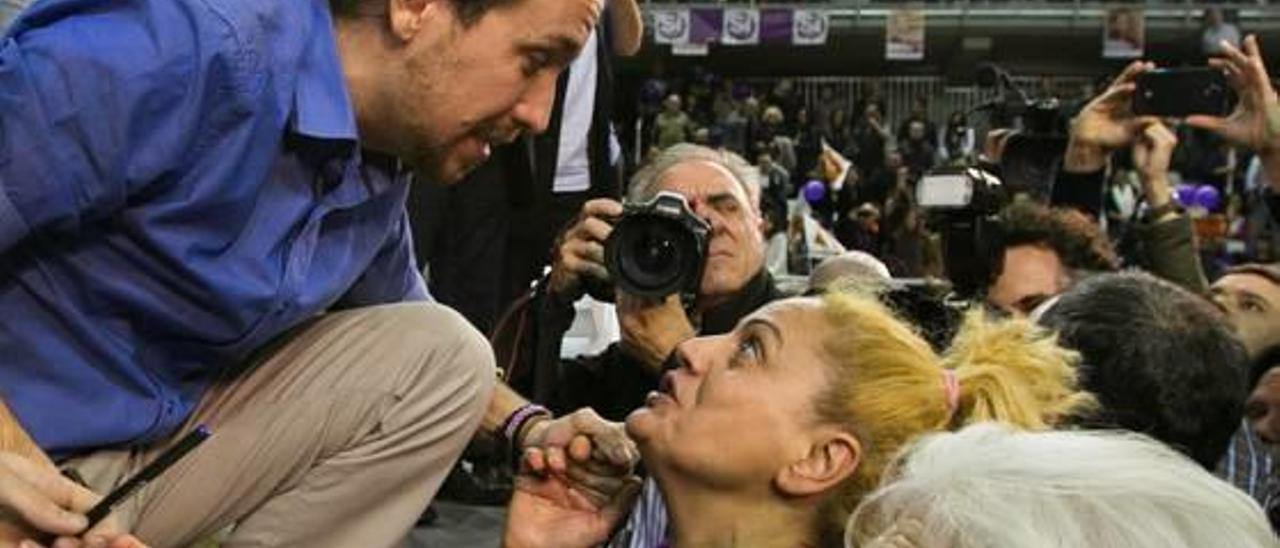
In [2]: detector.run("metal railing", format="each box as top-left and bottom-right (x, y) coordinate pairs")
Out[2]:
(736, 75), (1093, 134)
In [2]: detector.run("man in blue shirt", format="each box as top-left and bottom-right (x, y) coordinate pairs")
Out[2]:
(0, 0), (636, 545)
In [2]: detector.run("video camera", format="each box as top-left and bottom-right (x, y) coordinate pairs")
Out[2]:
(912, 63), (1057, 302)
(974, 62), (1067, 201)
(917, 166), (1010, 301)
(586, 191), (711, 307)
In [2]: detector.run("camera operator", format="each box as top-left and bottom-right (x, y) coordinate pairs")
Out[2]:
(500, 144), (784, 422)
(985, 200), (1120, 316)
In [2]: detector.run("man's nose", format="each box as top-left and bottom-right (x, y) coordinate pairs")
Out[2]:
(511, 71), (559, 135)
(1253, 411), (1280, 444)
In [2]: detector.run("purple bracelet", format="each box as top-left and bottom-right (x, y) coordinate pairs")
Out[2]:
(503, 403), (551, 445)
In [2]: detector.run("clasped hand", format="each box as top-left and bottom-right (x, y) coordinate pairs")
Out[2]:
(505, 409), (642, 548)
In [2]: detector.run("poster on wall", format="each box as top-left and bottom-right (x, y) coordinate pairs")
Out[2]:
(886, 9), (925, 60)
(653, 8), (691, 45)
(1103, 7), (1144, 58)
(793, 9), (829, 46)
(722, 8), (760, 45)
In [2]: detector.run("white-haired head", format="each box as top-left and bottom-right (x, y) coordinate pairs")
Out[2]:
(809, 251), (892, 294)
(627, 143), (761, 211)
(847, 423), (1276, 548)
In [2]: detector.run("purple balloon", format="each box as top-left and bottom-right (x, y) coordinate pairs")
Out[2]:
(1194, 185), (1222, 211)
(803, 180), (826, 204)
(1175, 184), (1199, 207)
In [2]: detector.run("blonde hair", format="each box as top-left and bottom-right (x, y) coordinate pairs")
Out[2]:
(813, 291), (1095, 543)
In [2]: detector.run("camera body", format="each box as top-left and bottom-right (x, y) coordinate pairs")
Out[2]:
(917, 166), (1010, 300)
(975, 63), (1067, 200)
(600, 191), (711, 304)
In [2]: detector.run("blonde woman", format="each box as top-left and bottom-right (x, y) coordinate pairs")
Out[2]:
(504, 292), (1094, 547)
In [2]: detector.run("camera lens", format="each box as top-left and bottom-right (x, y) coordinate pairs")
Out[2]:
(618, 220), (688, 292)
(604, 192), (711, 300)
(632, 232), (678, 276)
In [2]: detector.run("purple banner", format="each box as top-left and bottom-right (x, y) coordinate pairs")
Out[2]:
(690, 8), (723, 44)
(760, 8), (793, 44)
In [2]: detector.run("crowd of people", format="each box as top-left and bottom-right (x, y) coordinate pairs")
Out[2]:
(3, 0), (1280, 547)
(496, 31), (1280, 547)
(630, 63), (1279, 285)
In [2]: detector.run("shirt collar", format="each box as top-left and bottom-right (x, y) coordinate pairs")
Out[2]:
(290, 3), (358, 150)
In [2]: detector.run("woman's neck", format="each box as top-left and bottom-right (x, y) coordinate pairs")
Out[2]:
(664, 483), (819, 548)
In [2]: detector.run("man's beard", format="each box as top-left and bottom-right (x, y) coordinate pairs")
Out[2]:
(408, 144), (457, 186)
(428, 127), (520, 185)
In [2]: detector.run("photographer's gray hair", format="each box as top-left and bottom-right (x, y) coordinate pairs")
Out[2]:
(628, 143), (762, 211)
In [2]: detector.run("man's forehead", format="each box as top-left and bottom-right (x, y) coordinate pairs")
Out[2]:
(513, 0), (599, 50)
(1216, 273), (1280, 298)
(654, 160), (745, 200)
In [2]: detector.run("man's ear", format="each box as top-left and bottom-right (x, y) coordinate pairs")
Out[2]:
(387, 0), (439, 42)
(775, 430), (861, 497)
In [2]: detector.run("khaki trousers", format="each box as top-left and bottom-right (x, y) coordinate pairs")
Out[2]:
(61, 302), (496, 548)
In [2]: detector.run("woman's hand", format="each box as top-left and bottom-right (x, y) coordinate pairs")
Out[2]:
(503, 435), (642, 548)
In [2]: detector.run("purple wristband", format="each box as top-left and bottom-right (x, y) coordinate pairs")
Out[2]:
(503, 403), (551, 445)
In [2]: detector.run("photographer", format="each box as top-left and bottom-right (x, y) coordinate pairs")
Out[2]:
(501, 144), (784, 422)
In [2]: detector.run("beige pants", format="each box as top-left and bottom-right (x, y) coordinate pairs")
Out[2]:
(61, 302), (496, 548)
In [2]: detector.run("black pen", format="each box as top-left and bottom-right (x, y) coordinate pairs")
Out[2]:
(80, 424), (211, 533)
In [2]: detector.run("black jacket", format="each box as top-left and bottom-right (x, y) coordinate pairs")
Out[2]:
(500, 270), (785, 421)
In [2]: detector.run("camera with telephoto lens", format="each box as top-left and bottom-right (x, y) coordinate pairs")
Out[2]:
(595, 191), (711, 304)
(917, 166), (1010, 301)
(975, 62), (1067, 200)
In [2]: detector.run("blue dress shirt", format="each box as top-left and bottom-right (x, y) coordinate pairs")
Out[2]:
(0, 0), (428, 456)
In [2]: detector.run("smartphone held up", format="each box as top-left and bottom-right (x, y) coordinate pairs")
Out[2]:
(1132, 68), (1237, 117)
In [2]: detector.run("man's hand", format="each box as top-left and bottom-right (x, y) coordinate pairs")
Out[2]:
(1132, 120), (1179, 210)
(0, 452), (141, 548)
(1186, 35), (1280, 154)
(520, 408), (637, 480)
(617, 293), (696, 373)
(1065, 60), (1159, 172)
(548, 199), (624, 298)
(981, 128), (1017, 164)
